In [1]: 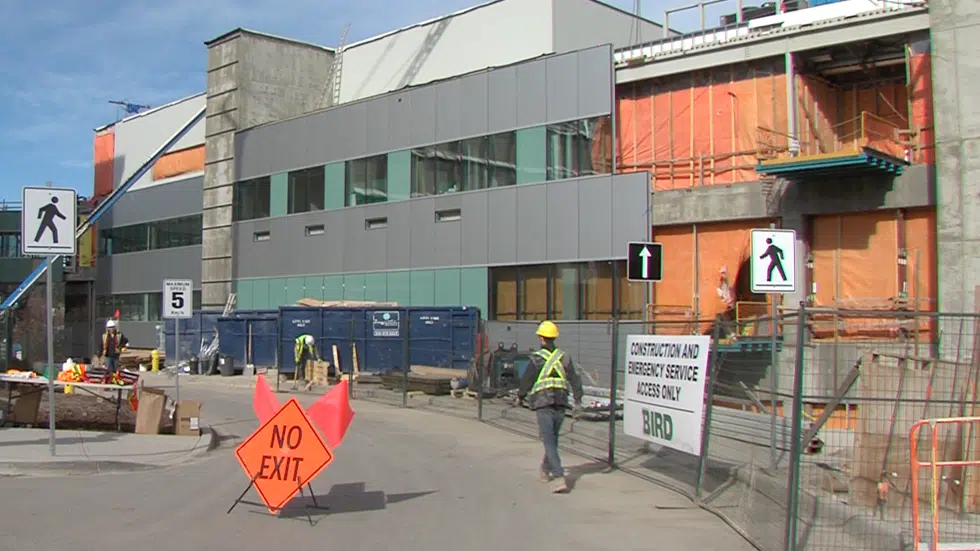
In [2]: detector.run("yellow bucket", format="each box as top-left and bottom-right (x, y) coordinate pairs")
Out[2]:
(64, 385), (74, 395)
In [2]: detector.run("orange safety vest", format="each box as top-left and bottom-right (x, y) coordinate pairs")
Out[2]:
(102, 332), (122, 354)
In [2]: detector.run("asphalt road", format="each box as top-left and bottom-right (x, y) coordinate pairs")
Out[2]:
(0, 385), (754, 551)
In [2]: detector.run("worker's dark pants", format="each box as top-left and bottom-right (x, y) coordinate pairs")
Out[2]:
(104, 356), (119, 374)
(536, 406), (565, 478)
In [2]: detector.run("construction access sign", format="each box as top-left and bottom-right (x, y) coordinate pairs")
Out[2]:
(235, 398), (335, 513)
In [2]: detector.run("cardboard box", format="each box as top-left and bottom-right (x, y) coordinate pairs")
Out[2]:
(11, 388), (41, 425)
(176, 400), (202, 436)
(135, 388), (167, 435)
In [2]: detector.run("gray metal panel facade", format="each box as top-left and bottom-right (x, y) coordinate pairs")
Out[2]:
(234, 172), (650, 279)
(95, 246), (203, 295)
(101, 176), (203, 228)
(235, 45), (614, 181)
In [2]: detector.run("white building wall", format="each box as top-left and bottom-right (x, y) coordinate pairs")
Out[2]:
(338, 0), (554, 104)
(112, 93), (206, 192)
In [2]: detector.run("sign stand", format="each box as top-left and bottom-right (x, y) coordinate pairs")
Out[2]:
(21, 185), (77, 457)
(750, 226), (798, 471)
(226, 472), (329, 525)
(163, 279), (193, 403)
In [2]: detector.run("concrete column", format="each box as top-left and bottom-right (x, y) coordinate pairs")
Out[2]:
(202, 37), (240, 309)
(930, 3), (980, 356)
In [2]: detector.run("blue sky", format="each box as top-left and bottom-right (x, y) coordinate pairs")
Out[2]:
(0, 0), (708, 202)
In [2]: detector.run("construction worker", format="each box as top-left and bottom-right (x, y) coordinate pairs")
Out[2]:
(294, 334), (320, 376)
(517, 320), (584, 494)
(97, 320), (129, 377)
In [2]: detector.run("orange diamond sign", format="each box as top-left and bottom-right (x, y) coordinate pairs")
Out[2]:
(235, 398), (335, 513)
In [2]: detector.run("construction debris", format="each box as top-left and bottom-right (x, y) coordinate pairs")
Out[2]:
(295, 298), (399, 308)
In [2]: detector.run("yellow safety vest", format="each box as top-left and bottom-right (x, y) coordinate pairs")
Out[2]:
(530, 348), (570, 395)
(294, 335), (315, 363)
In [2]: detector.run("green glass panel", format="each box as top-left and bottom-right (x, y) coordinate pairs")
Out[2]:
(302, 276), (324, 301)
(324, 163), (345, 210)
(343, 273), (366, 301)
(386, 271), (410, 306)
(364, 273), (387, 302)
(251, 279), (270, 310)
(285, 277), (306, 305)
(387, 150), (412, 202)
(459, 267), (489, 317)
(433, 269), (461, 306)
(235, 280), (254, 310)
(409, 270), (435, 306)
(516, 126), (547, 185)
(270, 173), (288, 217)
(267, 277), (288, 306)
(322, 275), (344, 300)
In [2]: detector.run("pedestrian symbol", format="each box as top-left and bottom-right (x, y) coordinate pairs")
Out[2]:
(34, 196), (67, 244)
(21, 186), (77, 256)
(760, 238), (787, 283)
(750, 229), (796, 294)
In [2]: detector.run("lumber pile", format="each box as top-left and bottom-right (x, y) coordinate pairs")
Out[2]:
(379, 365), (467, 396)
(295, 298), (399, 308)
(118, 348), (164, 371)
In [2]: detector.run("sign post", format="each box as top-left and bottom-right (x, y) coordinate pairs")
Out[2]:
(163, 279), (193, 403)
(22, 185), (77, 457)
(750, 227), (797, 470)
(623, 334), (711, 456)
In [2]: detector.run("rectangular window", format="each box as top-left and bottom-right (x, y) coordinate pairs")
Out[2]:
(346, 155), (388, 206)
(0, 232), (22, 257)
(100, 215), (202, 255)
(365, 217), (388, 230)
(546, 116), (613, 181)
(410, 132), (517, 197)
(100, 223), (150, 255)
(412, 142), (461, 197)
(487, 132), (517, 188)
(435, 208), (461, 223)
(253, 231), (271, 242)
(305, 224), (325, 236)
(488, 260), (634, 321)
(233, 176), (272, 221)
(97, 292), (166, 322)
(288, 166), (325, 214)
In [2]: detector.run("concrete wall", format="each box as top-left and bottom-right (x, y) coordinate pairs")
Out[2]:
(651, 164), (935, 226)
(236, 44), (613, 181)
(234, 172), (650, 278)
(338, 0), (554, 104)
(930, 6), (980, 355)
(112, 94), (206, 192)
(95, 246), (202, 296)
(203, 30), (335, 309)
(552, 0), (665, 53)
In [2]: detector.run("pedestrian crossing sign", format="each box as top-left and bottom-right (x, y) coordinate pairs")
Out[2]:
(750, 228), (796, 294)
(21, 186), (77, 256)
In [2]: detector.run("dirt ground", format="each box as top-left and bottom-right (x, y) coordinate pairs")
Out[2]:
(1, 388), (175, 433)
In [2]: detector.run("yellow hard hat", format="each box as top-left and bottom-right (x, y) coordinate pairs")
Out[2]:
(536, 320), (559, 339)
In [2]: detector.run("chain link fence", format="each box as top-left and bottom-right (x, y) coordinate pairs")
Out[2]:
(337, 305), (980, 551)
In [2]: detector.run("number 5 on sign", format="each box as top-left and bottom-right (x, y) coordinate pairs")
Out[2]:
(163, 279), (193, 319)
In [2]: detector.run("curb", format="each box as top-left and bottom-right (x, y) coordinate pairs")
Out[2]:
(0, 427), (217, 478)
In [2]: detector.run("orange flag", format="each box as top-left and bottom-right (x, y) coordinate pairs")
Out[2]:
(252, 374), (280, 425)
(306, 380), (355, 449)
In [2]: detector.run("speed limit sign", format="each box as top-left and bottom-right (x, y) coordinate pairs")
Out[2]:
(163, 279), (193, 319)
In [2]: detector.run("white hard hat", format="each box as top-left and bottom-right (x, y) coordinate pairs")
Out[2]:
(106, 319), (117, 328)
(304, 335), (314, 345)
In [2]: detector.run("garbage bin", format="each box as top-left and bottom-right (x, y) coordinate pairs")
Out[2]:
(219, 354), (235, 377)
(189, 355), (200, 375)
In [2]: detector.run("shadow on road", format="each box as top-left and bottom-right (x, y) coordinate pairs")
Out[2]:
(238, 482), (436, 523)
(566, 460), (614, 490)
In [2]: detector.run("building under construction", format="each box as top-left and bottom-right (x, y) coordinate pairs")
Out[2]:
(45, 0), (941, 392)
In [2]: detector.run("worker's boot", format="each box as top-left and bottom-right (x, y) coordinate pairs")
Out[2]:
(550, 476), (569, 493)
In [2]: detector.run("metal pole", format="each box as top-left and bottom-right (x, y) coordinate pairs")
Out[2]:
(402, 314), (410, 408)
(769, 221), (780, 471)
(175, 318), (180, 404)
(783, 302), (808, 551)
(607, 317), (620, 467)
(46, 256), (55, 456)
(696, 320), (723, 500)
(785, 51), (799, 156)
(477, 318), (484, 422)
(349, 318), (355, 400)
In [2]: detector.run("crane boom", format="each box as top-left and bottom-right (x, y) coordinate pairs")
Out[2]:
(0, 106), (206, 314)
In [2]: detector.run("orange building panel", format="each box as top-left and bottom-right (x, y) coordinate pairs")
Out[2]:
(152, 145), (205, 180)
(93, 129), (115, 198)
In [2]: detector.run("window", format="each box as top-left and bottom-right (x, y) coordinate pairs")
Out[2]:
(546, 116), (613, 181)
(346, 155), (387, 206)
(288, 166), (325, 214)
(488, 261), (643, 321)
(0, 232), (22, 257)
(233, 176), (272, 221)
(365, 217), (388, 230)
(411, 131), (517, 197)
(305, 224), (325, 236)
(97, 290), (200, 322)
(435, 208), (461, 223)
(100, 215), (202, 256)
(253, 231), (271, 242)
(149, 215), (202, 249)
